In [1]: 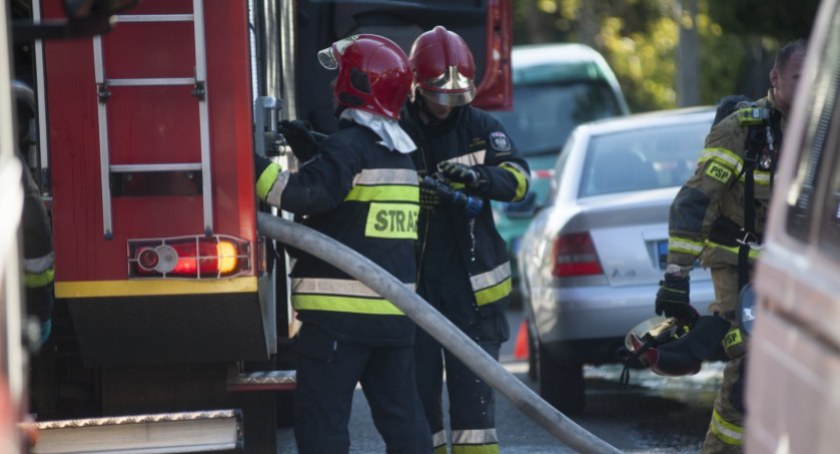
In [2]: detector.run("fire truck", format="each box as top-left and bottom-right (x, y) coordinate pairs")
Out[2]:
(6, 0), (512, 452)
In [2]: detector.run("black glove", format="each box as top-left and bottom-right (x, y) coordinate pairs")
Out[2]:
(439, 161), (481, 187)
(655, 273), (696, 321)
(278, 120), (325, 163)
(419, 182), (441, 209)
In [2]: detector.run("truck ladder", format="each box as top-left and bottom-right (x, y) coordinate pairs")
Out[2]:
(31, 410), (242, 454)
(93, 0), (213, 239)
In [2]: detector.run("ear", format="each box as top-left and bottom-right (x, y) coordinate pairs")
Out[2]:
(770, 67), (780, 89)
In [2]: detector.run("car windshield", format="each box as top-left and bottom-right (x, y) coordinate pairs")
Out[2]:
(491, 82), (624, 157)
(579, 119), (711, 197)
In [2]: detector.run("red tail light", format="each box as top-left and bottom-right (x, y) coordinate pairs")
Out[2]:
(552, 232), (603, 277)
(128, 235), (251, 278)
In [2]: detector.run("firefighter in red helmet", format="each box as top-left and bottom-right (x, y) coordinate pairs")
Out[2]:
(255, 34), (431, 453)
(400, 26), (530, 454)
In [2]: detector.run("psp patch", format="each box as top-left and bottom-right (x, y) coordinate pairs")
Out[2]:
(489, 131), (511, 152)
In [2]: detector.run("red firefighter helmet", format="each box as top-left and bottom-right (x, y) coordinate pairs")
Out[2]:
(408, 26), (476, 106)
(624, 314), (730, 377)
(317, 34), (411, 120)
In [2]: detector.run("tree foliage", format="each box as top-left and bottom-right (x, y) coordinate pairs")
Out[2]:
(513, 0), (819, 112)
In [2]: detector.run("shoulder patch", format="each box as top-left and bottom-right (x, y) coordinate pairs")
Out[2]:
(488, 131), (511, 152)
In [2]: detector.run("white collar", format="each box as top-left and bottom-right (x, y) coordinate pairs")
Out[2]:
(339, 108), (416, 154)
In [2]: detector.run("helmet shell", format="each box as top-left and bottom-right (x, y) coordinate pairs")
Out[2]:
(409, 26), (476, 106)
(321, 34), (412, 120)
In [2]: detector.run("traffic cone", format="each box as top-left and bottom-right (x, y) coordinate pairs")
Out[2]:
(513, 320), (529, 360)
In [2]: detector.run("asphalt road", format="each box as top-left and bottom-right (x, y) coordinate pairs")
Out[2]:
(276, 308), (723, 453)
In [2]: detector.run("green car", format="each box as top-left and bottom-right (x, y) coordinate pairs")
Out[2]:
(489, 43), (630, 300)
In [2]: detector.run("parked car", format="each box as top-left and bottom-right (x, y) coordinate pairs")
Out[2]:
(489, 43), (630, 298)
(746, 0), (840, 451)
(518, 107), (717, 414)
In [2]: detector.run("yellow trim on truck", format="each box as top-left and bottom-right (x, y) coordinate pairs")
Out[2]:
(56, 276), (259, 298)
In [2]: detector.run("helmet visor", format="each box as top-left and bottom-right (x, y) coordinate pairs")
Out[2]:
(317, 36), (359, 70)
(416, 65), (476, 106)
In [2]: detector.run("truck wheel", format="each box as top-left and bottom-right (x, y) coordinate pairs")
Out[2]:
(537, 342), (585, 415)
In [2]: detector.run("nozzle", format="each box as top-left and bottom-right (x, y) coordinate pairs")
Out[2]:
(421, 176), (483, 217)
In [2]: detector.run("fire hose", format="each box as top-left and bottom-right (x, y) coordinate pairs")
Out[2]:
(257, 213), (622, 454)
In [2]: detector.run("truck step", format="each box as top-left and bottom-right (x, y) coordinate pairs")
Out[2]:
(227, 369), (297, 392)
(32, 410), (242, 454)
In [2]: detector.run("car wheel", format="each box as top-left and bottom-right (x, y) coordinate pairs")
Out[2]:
(537, 341), (585, 415)
(526, 322), (537, 381)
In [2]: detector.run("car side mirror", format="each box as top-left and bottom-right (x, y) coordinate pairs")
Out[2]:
(736, 283), (756, 336)
(503, 191), (539, 218)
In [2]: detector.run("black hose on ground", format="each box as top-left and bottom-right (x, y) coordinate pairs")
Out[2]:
(257, 213), (622, 454)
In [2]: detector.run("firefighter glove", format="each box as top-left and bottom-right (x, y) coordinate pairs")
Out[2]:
(439, 162), (483, 188)
(655, 273), (695, 321)
(279, 120), (324, 163)
(419, 181), (441, 209)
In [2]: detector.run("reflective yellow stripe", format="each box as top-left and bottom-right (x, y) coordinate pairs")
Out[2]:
(365, 203), (419, 239)
(292, 294), (404, 315)
(55, 277), (258, 298)
(500, 162), (529, 201)
(25, 267), (54, 288)
(256, 163), (281, 201)
(722, 327), (743, 350)
(345, 185), (419, 202)
(710, 409), (743, 445)
(474, 278), (511, 306)
(699, 148), (744, 174)
(739, 170), (771, 185)
(451, 444), (500, 454)
(705, 240), (761, 260)
(669, 237), (704, 256)
(433, 447), (448, 454)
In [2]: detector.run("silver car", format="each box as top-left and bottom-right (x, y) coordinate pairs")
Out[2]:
(517, 107), (717, 414)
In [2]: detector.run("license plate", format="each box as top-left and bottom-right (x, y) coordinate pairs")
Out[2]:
(657, 240), (669, 270)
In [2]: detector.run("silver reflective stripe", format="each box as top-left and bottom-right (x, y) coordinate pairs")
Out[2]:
(352, 168), (418, 186)
(470, 262), (511, 291)
(292, 277), (414, 297)
(24, 251), (54, 274)
(451, 428), (498, 445)
(442, 150), (486, 167)
(432, 430), (447, 448)
(265, 171), (291, 209)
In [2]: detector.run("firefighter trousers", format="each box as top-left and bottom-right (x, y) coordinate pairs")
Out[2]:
(414, 319), (503, 454)
(702, 266), (748, 453)
(293, 323), (432, 454)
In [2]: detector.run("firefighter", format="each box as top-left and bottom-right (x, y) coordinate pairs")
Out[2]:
(20, 159), (54, 348)
(399, 26), (530, 454)
(656, 39), (807, 453)
(14, 90), (54, 348)
(254, 34), (431, 453)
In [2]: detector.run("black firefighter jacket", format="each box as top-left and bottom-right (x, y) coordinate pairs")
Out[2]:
(400, 102), (530, 329)
(258, 121), (420, 347)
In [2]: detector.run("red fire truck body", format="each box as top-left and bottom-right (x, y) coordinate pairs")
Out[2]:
(43, 0), (270, 368)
